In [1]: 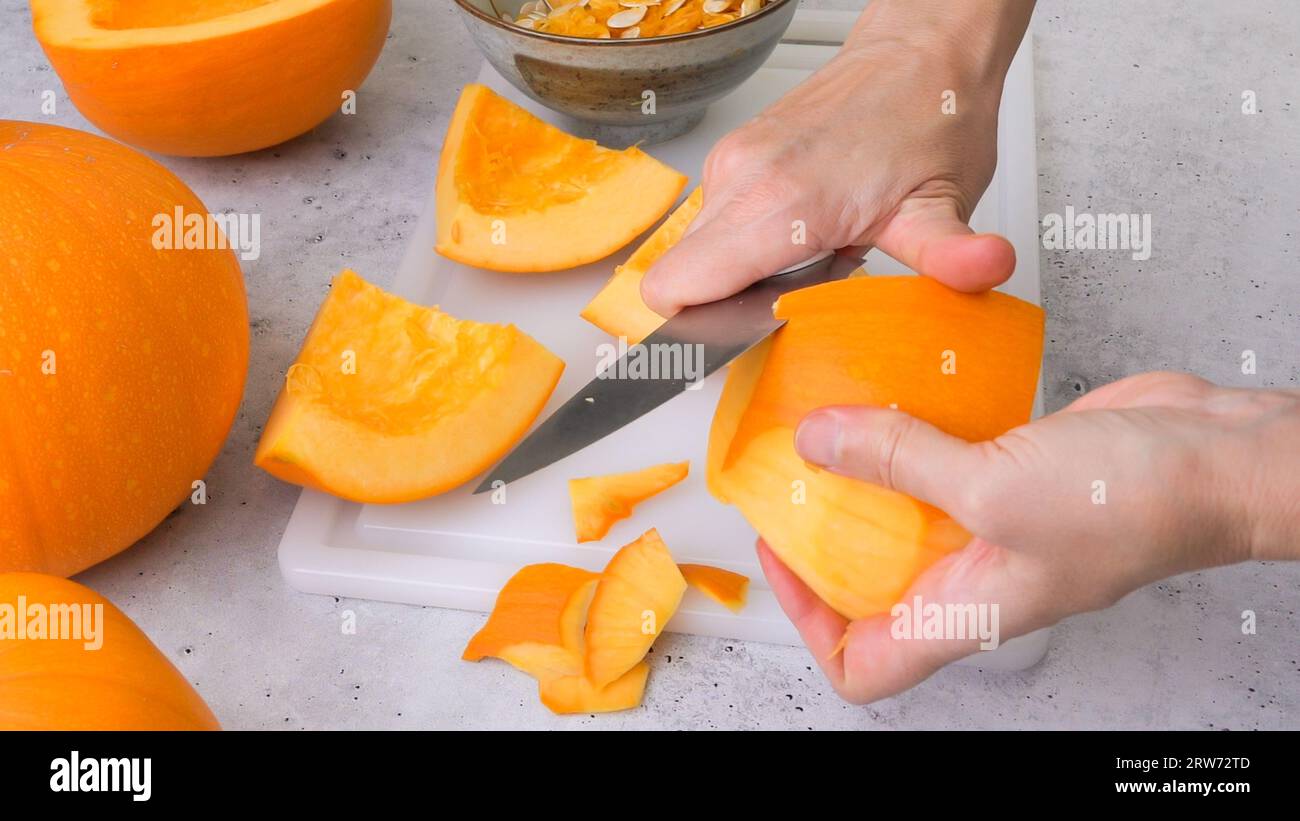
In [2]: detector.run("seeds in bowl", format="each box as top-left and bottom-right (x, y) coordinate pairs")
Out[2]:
(502, 0), (769, 39)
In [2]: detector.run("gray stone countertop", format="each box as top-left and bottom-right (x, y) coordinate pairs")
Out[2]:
(1, 0), (1295, 729)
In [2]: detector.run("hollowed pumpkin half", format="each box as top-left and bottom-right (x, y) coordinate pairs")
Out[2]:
(31, 0), (391, 156)
(435, 84), (688, 272)
(708, 276), (1044, 620)
(581, 187), (703, 343)
(0, 573), (220, 730)
(254, 270), (564, 503)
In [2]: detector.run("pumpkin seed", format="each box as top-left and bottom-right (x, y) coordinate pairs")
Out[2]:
(740, 0), (760, 16)
(662, 0), (687, 14)
(500, 12), (514, 22)
(547, 2), (578, 15)
(515, 16), (536, 28)
(519, 1), (537, 15)
(702, 0), (731, 13)
(606, 6), (647, 27)
(620, 0), (661, 6)
(620, 26), (641, 37)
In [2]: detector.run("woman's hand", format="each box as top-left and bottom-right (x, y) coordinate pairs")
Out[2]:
(639, 0), (1037, 317)
(765, 372), (1300, 704)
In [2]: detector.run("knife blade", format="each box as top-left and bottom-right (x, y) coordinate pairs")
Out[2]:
(472, 251), (862, 494)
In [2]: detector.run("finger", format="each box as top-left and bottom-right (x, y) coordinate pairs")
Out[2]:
(639, 209), (814, 317)
(873, 196), (1015, 292)
(794, 406), (990, 514)
(756, 540), (848, 685)
(835, 539), (1057, 704)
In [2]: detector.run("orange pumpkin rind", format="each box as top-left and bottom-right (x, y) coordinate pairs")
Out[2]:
(568, 461), (690, 542)
(708, 276), (1044, 619)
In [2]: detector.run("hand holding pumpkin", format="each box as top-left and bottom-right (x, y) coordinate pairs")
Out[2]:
(771, 371), (1300, 703)
(639, 0), (1036, 316)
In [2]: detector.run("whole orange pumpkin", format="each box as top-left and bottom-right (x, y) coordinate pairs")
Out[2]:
(0, 573), (220, 730)
(0, 122), (248, 576)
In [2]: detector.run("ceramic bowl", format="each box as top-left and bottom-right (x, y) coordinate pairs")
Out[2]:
(451, 0), (798, 145)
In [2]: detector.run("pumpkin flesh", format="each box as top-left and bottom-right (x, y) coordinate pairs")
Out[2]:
(253, 270), (564, 503)
(581, 187), (702, 343)
(31, 0), (392, 156)
(436, 84), (688, 272)
(709, 276), (1044, 619)
(568, 460), (690, 543)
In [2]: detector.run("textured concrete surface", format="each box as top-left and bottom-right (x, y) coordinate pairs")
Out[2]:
(2, 0), (1296, 729)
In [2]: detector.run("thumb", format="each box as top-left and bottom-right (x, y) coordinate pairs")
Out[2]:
(794, 406), (990, 516)
(639, 208), (815, 317)
(872, 196), (1015, 292)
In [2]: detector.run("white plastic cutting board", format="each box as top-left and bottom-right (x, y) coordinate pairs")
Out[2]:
(278, 9), (1050, 668)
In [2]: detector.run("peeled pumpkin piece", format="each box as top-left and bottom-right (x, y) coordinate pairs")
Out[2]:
(584, 529), (687, 688)
(679, 564), (750, 613)
(254, 270), (564, 503)
(709, 276), (1044, 620)
(31, 0), (391, 156)
(539, 662), (650, 715)
(568, 461), (690, 543)
(436, 84), (688, 272)
(462, 564), (599, 680)
(581, 187), (703, 343)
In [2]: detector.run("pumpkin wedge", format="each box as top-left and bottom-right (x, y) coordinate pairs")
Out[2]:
(0, 573), (220, 730)
(539, 662), (650, 715)
(254, 270), (564, 503)
(568, 461), (690, 543)
(679, 564), (750, 613)
(435, 84), (688, 272)
(581, 187), (703, 342)
(584, 529), (687, 687)
(709, 276), (1044, 619)
(31, 0), (391, 156)
(462, 564), (599, 680)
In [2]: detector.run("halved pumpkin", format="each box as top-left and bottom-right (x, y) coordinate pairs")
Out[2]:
(568, 461), (690, 543)
(581, 187), (703, 343)
(253, 270), (564, 503)
(31, 0), (391, 156)
(709, 276), (1044, 619)
(679, 564), (749, 613)
(584, 529), (687, 688)
(539, 662), (650, 715)
(462, 563), (599, 680)
(435, 84), (688, 272)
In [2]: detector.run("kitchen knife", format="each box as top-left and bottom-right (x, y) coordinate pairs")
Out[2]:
(472, 250), (863, 494)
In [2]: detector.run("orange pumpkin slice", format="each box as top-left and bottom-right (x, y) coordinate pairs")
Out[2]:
(568, 461), (690, 543)
(463, 563), (599, 679)
(539, 663), (650, 715)
(31, 0), (391, 157)
(436, 84), (688, 272)
(254, 270), (564, 503)
(584, 529), (687, 687)
(679, 564), (749, 612)
(709, 276), (1044, 619)
(581, 187), (703, 343)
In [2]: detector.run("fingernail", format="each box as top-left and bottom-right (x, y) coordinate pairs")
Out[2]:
(795, 411), (841, 467)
